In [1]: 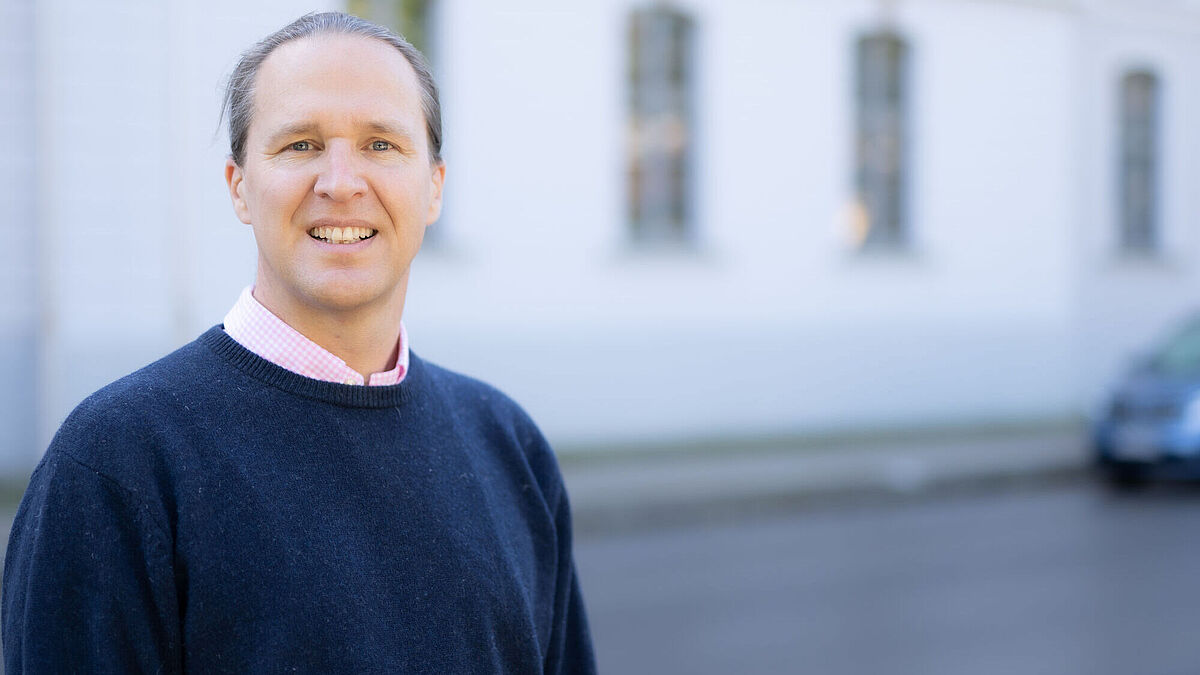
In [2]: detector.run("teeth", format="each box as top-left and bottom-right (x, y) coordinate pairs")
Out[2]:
(308, 225), (377, 243)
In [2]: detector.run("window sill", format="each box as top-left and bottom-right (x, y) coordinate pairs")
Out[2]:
(612, 238), (719, 268)
(843, 243), (925, 268)
(1106, 249), (1181, 273)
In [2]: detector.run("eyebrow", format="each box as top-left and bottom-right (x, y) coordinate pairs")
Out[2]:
(263, 121), (417, 149)
(365, 121), (417, 143)
(264, 123), (319, 149)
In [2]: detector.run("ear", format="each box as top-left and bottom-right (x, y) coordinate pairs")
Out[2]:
(425, 161), (446, 225)
(225, 158), (252, 225)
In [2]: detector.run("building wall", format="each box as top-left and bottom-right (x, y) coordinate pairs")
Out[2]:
(1073, 1), (1200, 413)
(33, 0), (177, 447)
(27, 0), (339, 450)
(407, 0), (1082, 444)
(0, 0), (39, 472)
(11, 0), (1200, 465)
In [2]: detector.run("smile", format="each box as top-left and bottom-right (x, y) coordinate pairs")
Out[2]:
(308, 225), (377, 244)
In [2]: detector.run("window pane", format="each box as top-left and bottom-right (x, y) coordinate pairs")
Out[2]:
(854, 32), (909, 250)
(627, 6), (695, 244)
(346, 0), (434, 58)
(1118, 70), (1159, 254)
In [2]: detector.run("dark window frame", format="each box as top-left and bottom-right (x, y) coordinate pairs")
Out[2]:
(346, 0), (435, 58)
(627, 5), (697, 247)
(853, 31), (910, 252)
(1117, 69), (1161, 256)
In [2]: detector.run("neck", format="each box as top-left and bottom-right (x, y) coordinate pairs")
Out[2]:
(251, 282), (406, 380)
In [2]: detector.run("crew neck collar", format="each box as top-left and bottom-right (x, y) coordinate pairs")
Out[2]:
(200, 326), (420, 409)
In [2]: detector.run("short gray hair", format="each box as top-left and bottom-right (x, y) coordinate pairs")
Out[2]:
(222, 11), (442, 166)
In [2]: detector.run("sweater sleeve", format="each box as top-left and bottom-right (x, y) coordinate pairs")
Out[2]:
(2, 450), (182, 674)
(543, 485), (598, 675)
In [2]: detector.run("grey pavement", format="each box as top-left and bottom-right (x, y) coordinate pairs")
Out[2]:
(575, 481), (1200, 675)
(560, 425), (1089, 532)
(0, 424), (1095, 674)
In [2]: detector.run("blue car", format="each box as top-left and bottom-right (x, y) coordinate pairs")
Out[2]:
(1093, 315), (1200, 487)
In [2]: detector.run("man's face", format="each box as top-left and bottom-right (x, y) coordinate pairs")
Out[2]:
(225, 34), (444, 324)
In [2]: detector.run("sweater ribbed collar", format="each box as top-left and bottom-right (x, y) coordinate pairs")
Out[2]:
(200, 326), (419, 409)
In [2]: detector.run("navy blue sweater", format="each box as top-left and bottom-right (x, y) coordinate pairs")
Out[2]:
(3, 327), (596, 673)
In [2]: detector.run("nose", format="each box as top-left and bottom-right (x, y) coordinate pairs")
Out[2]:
(313, 140), (368, 202)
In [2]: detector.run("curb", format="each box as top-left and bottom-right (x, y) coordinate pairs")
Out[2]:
(561, 428), (1090, 534)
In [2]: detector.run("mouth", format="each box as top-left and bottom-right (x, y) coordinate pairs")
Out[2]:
(308, 225), (377, 244)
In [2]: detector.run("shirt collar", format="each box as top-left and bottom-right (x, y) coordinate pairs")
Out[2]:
(222, 286), (409, 386)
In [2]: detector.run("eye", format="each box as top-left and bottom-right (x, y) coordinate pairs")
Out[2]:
(370, 140), (393, 152)
(289, 141), (312, 152)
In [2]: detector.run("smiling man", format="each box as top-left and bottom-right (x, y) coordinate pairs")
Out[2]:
(3, 12), (595, 674)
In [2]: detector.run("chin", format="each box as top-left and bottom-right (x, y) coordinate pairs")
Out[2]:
(307, 287), (386, 313)
(305, 276), (403, 313)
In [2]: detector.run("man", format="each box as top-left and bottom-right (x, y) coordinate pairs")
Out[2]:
(3, 12), (595, 674)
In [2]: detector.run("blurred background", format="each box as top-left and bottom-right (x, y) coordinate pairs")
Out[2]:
(4, 0), (1200, 672)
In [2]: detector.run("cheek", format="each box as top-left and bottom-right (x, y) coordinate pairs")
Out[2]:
(371, 186), (413, 222)
(390, 175), (435, 214)
(250, 171), (310, 215)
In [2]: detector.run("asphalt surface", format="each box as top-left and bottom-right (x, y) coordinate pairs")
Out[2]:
(3, 476), (1198, 674)
(575, 480), (1200, 675)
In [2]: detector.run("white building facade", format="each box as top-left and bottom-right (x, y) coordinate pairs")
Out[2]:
(2, 0), (1199, 470)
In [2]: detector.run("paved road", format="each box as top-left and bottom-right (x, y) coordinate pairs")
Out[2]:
(2, 481), (1198, 673)
(575, 482), (1200, 675)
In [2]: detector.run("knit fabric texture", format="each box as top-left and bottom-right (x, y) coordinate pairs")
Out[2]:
(2, 327), (596, 674)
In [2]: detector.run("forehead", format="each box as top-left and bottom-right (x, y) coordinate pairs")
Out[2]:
(251, 33), (423, 131)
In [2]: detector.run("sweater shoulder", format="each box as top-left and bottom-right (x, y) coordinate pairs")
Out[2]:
(65, 336), (217, 426)
(82, 336), (216, 407)
(414, 354), (564, 490)
(48, 334), (222, 477)
(416, 355), (539, 431)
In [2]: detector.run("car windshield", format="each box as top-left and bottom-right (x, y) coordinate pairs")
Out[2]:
(1150, 319), (1200, 375)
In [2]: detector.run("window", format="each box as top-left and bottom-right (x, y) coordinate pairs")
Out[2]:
(346, 0), (435, 58)
(853, 31), (909, 251)
(627, 6), (695, 245)
(347, 0), (445, 244)
(1117, 70), (1160, 255)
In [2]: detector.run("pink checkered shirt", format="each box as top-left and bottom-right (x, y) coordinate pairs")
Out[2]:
(222, 286), (409, 386)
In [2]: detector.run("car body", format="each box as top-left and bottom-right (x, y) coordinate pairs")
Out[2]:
(1093, 314), (1200, 486)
